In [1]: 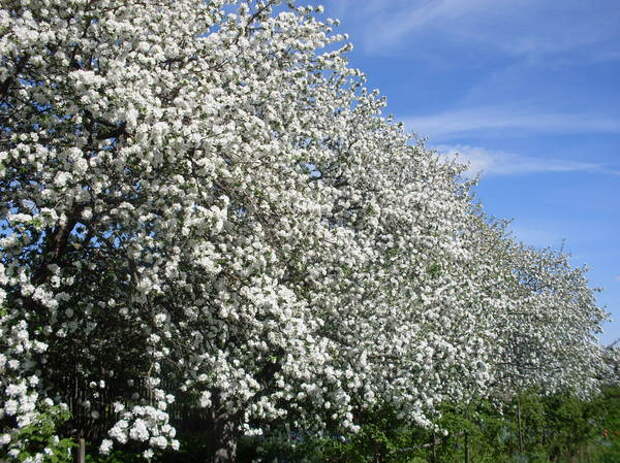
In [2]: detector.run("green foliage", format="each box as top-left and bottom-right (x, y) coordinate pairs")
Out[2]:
(6, 405), (74, 463)
(591, 386), (620, 463)
(85, 450), (144, 463)
(13, 389), (618, 463)
(234, 388), (620, 463)
(426, 263), (442, 278)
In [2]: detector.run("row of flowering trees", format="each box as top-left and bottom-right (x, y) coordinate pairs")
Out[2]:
(0, 1), (614, 462)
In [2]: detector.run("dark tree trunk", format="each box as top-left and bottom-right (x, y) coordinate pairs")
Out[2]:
(174, 401), (241, 463)
(208, 412), (239, 463)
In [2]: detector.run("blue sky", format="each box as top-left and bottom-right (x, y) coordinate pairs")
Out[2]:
(322, 0), (620, 344)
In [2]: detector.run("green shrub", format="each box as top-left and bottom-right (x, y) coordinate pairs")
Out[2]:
(5, 405), (74, 463)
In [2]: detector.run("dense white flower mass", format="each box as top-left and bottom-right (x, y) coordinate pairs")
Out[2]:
(0, 0), (610, 461)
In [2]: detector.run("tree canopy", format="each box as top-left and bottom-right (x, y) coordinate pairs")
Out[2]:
(0, 1), (611, 461)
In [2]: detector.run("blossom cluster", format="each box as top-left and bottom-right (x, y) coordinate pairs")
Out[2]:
(0, 311), (68, 461)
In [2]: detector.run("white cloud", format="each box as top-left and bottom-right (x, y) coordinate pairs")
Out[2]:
(333, 0), (620, 61)
(403, 107), (620, 139)
(358, 0), (498, 51)
(436, 144), (619, 178)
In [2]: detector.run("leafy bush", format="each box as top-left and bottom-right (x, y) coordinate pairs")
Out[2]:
(1, 404), (74, 463)
(233, 389), (620, 463)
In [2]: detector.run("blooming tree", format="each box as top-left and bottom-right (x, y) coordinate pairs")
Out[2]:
(459, 216), (608, 398)
(0, 0), (608, 461)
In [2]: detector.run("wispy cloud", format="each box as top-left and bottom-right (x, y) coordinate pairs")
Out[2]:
(356, 0), (497, 52)
(437, 144), (620, 178)
(404, 107), (620, 139)
(333, 0), (620, 61)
